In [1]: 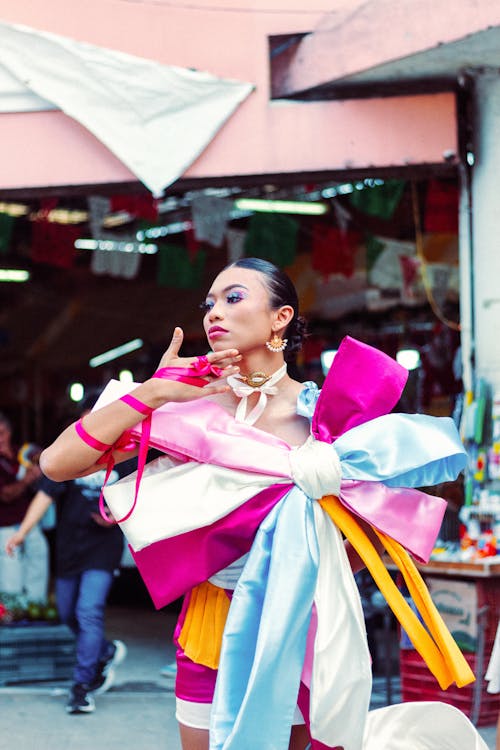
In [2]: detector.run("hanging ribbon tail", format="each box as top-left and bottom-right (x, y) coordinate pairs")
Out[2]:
(312, 335), (408, 442)
(305, 503), (372, 750)
(375, 528), (475, 687)
(319, 495), (475, 690)
(210, 488), (318, 750)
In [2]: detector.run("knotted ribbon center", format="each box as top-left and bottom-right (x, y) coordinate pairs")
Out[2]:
(289, 435), (342, 499)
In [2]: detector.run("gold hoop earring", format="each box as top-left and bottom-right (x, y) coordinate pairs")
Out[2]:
(265, 333), (288, 353)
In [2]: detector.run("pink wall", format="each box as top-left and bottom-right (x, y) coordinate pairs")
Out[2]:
(0, 0), (458, 191)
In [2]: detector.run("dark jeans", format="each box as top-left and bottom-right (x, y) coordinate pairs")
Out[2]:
(56, 569), (114, 685)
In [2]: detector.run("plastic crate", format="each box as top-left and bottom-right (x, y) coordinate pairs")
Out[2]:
(400, 648), (500, 726)
(0, 623), (75, 685)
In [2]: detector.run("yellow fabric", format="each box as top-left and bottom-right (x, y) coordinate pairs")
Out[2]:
(178, 580), (230, 670)
(319, 495), (475, 690)
(376, 528), (475, 687)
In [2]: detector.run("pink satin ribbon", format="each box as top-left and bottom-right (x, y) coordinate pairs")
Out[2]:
(153, 356), (223, 387)
(75, 419), (112, 453)
(120, 393), (154, 416)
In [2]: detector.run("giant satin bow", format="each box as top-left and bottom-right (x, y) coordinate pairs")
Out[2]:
(99, 336), (469, 750)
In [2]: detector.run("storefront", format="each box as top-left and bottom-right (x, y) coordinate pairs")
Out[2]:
(0, 3), (498, 723)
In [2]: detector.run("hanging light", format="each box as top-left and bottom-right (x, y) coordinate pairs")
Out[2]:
(0, 269), (30, 282)
(89, 339), (143, 368)
(233, 198), (328, 215)
(321, 350), (338, 376)
(396, 348), (421, 370)
(119, 369), (134, 383)
(69, 382), (85, 402)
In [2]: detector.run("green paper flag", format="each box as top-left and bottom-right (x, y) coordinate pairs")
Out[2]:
(157, 243), (206, 289)
(0, 213), (14, 255)
(243, 214), (298, 267)
(365, 234), (386, 271)
(349, 180), (406, 220)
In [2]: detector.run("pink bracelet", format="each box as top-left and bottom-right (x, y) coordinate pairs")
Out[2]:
(152, 356), (223, 387)
(119, 393), (154, 416)
(75, 419), (113, 452)
(153, 367), (209, 387)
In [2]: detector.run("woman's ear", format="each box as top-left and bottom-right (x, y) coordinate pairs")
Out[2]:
(272, 305), (294, 332)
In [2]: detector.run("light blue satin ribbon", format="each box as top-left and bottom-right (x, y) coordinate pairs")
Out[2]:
(210, 487), (318, 750)
(335, 413), (467, 487)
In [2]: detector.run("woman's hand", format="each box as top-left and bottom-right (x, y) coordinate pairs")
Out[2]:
(5, 530), (24, 556)
(155, 327), (240, 395)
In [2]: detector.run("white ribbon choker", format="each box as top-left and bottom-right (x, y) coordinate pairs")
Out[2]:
(226, 364), (287, 425)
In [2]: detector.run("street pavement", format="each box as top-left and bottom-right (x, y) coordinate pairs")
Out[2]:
(0, 604), (497, 750)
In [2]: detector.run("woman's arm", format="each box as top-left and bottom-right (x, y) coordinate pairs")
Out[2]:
(40, 328), (240, 482)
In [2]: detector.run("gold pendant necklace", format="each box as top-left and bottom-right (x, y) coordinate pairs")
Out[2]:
(239, 371), (272, 388)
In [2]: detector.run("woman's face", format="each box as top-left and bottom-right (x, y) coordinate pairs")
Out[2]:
(202, 266), (277, 354)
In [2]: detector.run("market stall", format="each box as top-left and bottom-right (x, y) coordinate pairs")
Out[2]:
(399, 558), (500, 726)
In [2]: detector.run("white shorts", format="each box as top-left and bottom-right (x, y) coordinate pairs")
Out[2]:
(176, 697), (305, 730)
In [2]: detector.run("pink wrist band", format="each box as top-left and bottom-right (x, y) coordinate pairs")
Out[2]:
(75, 419), (113, 452)
(119, 393), (154, 416)
(152, 356), (223, 387)
(152, 367), (209, 387)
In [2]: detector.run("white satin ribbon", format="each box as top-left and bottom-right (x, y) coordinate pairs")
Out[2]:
(310, 502), (371, 749)
(289, 435), (342, 498)
(226, 364), (287, 425)
(103, 454), (287, 551)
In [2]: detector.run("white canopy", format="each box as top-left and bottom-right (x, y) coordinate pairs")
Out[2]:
(0, 21), (254, 196)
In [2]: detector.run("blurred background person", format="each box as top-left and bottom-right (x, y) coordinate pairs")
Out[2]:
(0, 411), (46, 602)
(5, 399), (130, 715)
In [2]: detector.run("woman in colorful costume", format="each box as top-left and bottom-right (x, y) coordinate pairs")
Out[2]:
(41, 258), (487, 750)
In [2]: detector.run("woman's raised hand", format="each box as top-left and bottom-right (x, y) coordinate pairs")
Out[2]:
(157, 327), (240, 372)
(153, 327), (240, 398)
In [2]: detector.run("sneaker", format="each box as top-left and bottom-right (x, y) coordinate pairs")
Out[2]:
(66, 683), (95, 714)
(159, 661), (177, 678)
(89, 639), (127, 695)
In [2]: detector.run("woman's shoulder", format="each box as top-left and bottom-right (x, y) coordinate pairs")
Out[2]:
(296, 381), (320, 419)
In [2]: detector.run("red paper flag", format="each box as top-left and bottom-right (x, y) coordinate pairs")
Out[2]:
(424, 180), (459, 233)
(311, 226), (360, 278)
(31, 220), (79, 269)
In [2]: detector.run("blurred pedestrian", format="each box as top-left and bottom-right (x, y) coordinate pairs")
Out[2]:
(0, 412), (47, 602)
(5, 402), (130, 715)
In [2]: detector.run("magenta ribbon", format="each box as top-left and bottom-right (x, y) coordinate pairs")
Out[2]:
(312, 335), (408, 441)
(153, 356), (223, 387)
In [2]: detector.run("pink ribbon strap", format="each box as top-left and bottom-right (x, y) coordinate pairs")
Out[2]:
(153, 356), (223, 387)
(75, 419), (113, 453)
(119, 393), (154, 416)
(153, 367), (210, 387)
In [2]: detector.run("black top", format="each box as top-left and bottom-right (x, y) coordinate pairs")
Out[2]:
(39, 459), (136, 576)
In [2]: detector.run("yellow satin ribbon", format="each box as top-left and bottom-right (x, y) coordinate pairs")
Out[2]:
(319, 494), (475, 690)
(178, 580), (230, 670)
